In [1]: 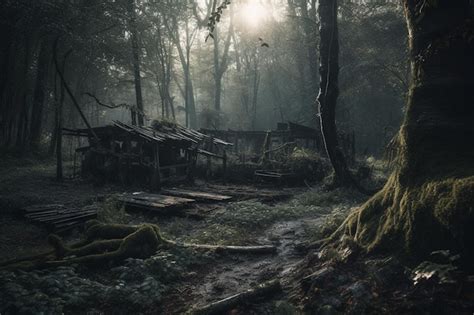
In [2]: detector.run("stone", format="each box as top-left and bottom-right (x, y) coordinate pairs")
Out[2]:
(343, 281), (371, 300)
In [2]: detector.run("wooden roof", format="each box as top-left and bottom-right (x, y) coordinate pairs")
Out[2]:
(64, 121), (232, 146)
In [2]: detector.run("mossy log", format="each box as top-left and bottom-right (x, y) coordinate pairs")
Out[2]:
(191, 280), (282, 315)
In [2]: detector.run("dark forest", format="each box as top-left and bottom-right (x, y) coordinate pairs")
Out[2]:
(0, 0), (473, 314)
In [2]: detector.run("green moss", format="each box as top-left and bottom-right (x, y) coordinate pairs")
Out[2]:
(342, 174), (474, 262)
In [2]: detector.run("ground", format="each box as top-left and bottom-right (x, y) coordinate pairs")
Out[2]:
(0, 157), (473, 314)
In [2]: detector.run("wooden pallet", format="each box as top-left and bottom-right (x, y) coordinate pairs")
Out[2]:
(118, 192), (195, 214)
(161, 188), (232, 202)
(23, 204), (97, 232)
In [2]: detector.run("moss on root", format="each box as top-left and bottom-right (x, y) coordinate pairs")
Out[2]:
(341, 173), (474, 263)
(3, 223), (170, 270)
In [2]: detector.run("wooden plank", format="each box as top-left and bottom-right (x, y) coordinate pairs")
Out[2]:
(128, 193), (195, 205)
(23, 204), (97, 232)
(47, 212), (97, 225)
(22, 204), (66, 213)
(25, 208), (86, 218)
(161, 188), (232, 202)
(197, 149), (224, 159)
(36, 211), (97, 223)
(118, 193), (196, 215)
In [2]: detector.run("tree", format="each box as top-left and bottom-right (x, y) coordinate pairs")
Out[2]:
(127, 0), (145, 126)
(317, 0), (359, 188)
(166, 11), (198, 129)
(339, 0), (474, 262)
(211, 8), (233, 115)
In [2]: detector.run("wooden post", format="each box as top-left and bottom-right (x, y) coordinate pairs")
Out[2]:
(151, 144), (161, 191)
(222, 149), (227, 175)
(187, 148), (197, 183)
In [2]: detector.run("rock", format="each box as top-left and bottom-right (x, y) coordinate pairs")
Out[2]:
(302, 267), (336, 289)
(318, 304), (339, 315)
(273, 300), (299, 315)
(365, 257), (406, 287)
(343, 281), (371, 300)
(320, 296), (342, 309)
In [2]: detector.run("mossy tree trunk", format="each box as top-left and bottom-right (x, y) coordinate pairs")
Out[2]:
(342, 0), (474, 262)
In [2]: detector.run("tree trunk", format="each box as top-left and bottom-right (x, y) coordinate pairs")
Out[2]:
(56, 70), (65, 182)
(212, 14), (233, 117)
(317, 0), (357, 188)
(30, 40), (51, 148)
(341, 0), (474, 263)
(214, 77), (222, 111)
(298, 0), (319, 100)
(127, 0), (144, 126)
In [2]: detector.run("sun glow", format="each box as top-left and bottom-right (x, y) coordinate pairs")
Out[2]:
(238, 2), (268, 29)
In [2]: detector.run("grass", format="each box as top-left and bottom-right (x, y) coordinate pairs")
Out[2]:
(171, 188), (369, 246)
(96, 197), (129, 224)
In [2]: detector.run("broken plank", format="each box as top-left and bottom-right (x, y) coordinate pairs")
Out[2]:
(161, 188), (232, 202)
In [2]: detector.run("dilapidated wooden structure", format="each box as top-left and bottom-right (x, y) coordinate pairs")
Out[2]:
(64, 121), (231, 190)
(201, 122), (355, 164)
(200, 122), (322, 162)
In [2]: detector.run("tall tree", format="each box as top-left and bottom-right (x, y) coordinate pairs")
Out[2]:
(167, 13), (198, 129)
(339, 0), (474, 262)
(30, 40), (52, 148)
(317, 0), (358, 188)
(211, 7), (233, 115)
(127, 0), (145, 126)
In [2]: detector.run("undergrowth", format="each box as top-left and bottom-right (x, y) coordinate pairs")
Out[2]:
(97, 197), (128, 224)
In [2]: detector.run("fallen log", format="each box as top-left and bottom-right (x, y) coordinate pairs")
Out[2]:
(191, 280), (282, 315)
(176, 243), (277, 255)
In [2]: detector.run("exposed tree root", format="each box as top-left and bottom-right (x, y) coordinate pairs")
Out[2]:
(191, 280), (282, 315)
(332, 173), (474, 263)
(2, 221), (276, 270)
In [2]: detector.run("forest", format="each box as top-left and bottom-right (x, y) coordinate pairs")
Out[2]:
(0, 0), (473, 314)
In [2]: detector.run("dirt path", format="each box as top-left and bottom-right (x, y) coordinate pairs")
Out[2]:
(162, 216), (327, 314)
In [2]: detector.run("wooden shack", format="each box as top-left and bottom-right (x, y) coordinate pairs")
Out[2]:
(200, 121), (356, 165)
(200, 122), (324, 162)
(64, 121), (231, 190)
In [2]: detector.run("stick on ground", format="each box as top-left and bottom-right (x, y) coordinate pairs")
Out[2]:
(191, 280), (282, 315)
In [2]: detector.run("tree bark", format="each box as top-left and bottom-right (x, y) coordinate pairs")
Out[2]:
(30, 40), (51, 148)
(300, 0), (319, 98)
(212, 13), (233, 116)
(127, 0), (144, 126)
(168, 16), (197, 128)
(317, 0), (357, 188)
(340, 0), (474, 263)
